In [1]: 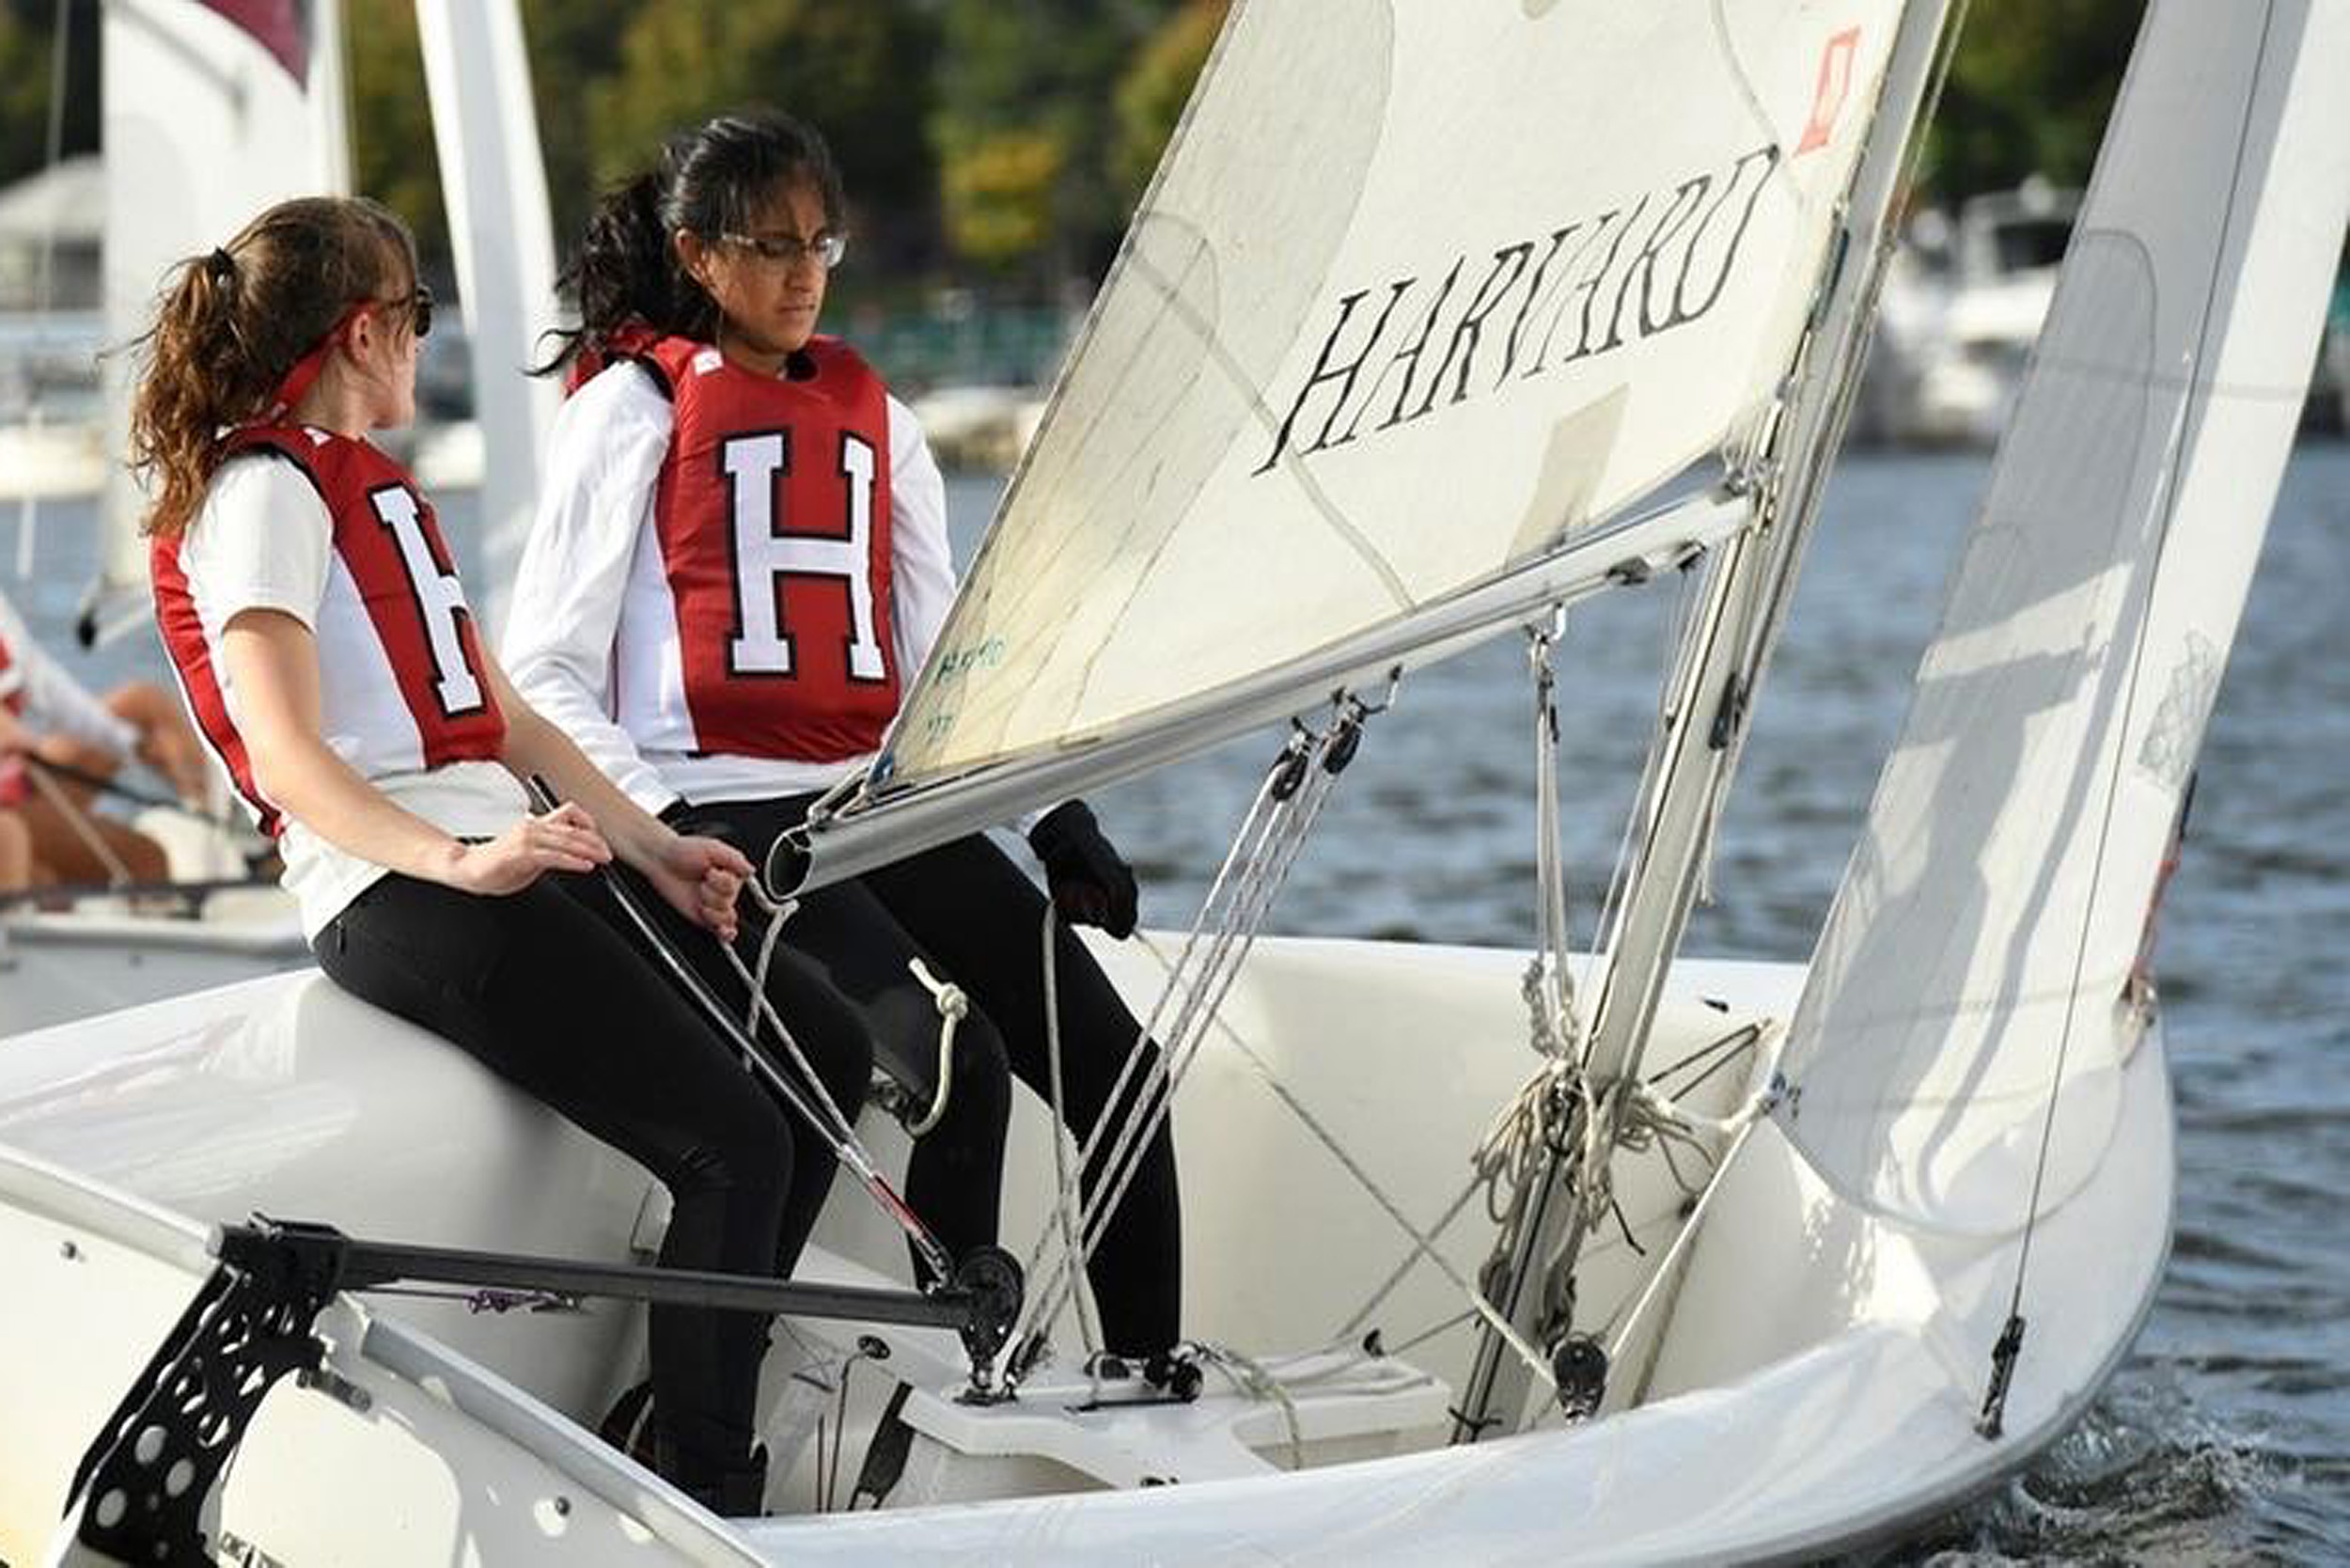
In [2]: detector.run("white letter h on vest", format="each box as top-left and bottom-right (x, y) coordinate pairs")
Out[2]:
(724, 432), (884, 681)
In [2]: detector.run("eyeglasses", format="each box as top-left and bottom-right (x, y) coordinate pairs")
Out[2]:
(716, 230), (848, 271)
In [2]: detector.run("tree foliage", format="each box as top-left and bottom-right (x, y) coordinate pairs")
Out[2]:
(578, 0), (937, 261)
(347, 0), (939, 288)
(1111, 0), (1228, 205)
(344, 0), (446, 277)
(0, 0), (99, 189)
(1925, 0), (2144, 202)
(1, 1), (2170, 291)
(930, 0), (1167, 279)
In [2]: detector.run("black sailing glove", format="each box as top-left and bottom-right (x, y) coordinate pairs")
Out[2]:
(1027, 800), (1139, 940)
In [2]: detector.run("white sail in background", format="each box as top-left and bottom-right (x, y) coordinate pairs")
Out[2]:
(1776, 0), (2350, 1234)
(878, 0), (1906, 792)
(94, 0), (349, 636)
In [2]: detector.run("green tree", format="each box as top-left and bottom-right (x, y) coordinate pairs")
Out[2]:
(520, 0), (639, 252)
(1926, 0), (2144, 201)
(0, 0), (100, 188)
(580, 0), (938, 265)
(930, 0), (1167, 280)
(1110, 0), (1227, 206)
(343, 0), (448, 280)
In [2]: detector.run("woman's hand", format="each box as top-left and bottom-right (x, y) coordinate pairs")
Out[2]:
(133, 708), (212, 806)
(641, 830), (752, 942)
(442, 801), (611, 896)
(1027, 799), (1140, 939)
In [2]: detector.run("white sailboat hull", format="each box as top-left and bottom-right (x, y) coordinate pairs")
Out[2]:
(0, 892), (306, 1038)
(0, 936), (2166, 1564)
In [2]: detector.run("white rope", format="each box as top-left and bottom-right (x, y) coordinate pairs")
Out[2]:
(717, 878), (948, 1276)
(901, 957), (965, 1138)
(1072, 742), (1338, 1256)
(743, 886), (797, 1036)
(1457, 617), (1751, 1410)
(725, 884), (863, 1151)
(1191, 1342), (1308, 1469)
(1601, 1093), (1770, 1369)
(1527, 624), (1584, 1064)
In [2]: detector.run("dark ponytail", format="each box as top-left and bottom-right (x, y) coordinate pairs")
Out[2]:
(540, 108), (848, 378)
(131, 196), (417, 537)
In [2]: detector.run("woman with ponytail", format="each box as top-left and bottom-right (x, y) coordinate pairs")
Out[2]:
(133, 195), (867, 1510)
(506, 111), (1184, 1371)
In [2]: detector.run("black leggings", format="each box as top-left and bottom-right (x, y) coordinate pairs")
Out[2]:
(313, 869), (862, 1483)
(673, 795), (1183, 1356)
(554, 856), (875, 1280)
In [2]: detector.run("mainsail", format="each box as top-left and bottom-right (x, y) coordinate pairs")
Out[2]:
(1775, 0), (2350, 1234)
(827, 0), (1910, 855)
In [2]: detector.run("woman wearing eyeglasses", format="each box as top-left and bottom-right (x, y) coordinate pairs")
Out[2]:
(133, 194), (868, 1509)
(508, 110), (1183, 1371)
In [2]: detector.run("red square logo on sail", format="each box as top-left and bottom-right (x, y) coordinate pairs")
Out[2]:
(1796, 27), (1862, 154)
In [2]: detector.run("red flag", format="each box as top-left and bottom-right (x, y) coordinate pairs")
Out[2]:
(204, 0), (310, 85)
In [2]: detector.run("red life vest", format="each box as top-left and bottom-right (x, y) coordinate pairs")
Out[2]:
(151, 427), (506, 835)
(622, 334), (899, 763)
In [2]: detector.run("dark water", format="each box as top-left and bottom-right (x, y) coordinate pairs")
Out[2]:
(7, 443), (2343, 1560)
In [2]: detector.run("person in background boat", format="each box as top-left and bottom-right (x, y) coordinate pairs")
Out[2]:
(0, 584), (211, 888)
(508, 109), (1184, 1367)
(131, 194), (870, 1511)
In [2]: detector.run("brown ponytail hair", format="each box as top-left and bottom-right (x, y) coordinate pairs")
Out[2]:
(131, 196), (419, 538)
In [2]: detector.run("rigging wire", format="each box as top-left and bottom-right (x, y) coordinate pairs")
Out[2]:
(1005, 735), (1300, 1368)
(1010, 691), (1385, 1374)
(1980, 0), (2270, 1441)
(1039, 899), (1105, 1363)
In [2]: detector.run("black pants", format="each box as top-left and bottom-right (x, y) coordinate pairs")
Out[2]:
(313, 869), (860, 1485)
(672, 794), (1183, 1356)
(551, 856), (876, 1281)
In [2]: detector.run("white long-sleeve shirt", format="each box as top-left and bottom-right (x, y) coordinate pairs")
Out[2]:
(0, 586), (138, 760)
(502, 359), (956, 816)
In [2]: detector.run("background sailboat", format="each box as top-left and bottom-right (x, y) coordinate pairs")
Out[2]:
(2, 0), (559, 1035)
(1, 0), (2344, 1561)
